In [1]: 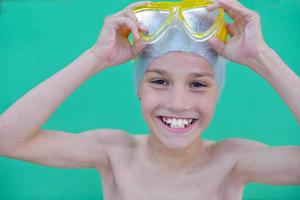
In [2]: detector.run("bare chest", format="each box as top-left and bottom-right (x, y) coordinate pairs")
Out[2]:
(99, 147), (243, 200)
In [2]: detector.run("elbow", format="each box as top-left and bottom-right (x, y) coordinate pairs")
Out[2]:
(0, 119), (6, 156)
(0, 127), (13, 157)
(0, 135), (9, 157)
(0, 141), (16, 158)
(0, 129), (27, 158)
(0, 147), (7, 157)
(0, 120), (12, 157)
(0, 127), (5, 156)
(0, 138), (18, 158)
(0, 144), (7, 157)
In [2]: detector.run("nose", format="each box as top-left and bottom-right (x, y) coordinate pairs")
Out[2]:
(166, 85), (190, 112)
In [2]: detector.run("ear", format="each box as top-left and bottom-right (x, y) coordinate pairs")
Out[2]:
(138, 93), (141, 101)
(137, 87), (142, 101)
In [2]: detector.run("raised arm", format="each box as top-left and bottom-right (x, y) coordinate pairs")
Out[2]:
(208, 0), (300, 124)
(208, 0), (300, 185)
(0, 2), (147, 169)
(251, 48), (300, 124)
(223, 139), (300, 185)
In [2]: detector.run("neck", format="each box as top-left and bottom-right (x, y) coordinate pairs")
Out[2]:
(146, 134), (205, 175)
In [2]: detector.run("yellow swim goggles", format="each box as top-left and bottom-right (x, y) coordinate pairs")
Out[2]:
(133, 0), (227, 43)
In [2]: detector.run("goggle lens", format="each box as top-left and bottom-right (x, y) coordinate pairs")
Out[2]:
(182, 7), (219, 34)
(135, 10), (171, 36)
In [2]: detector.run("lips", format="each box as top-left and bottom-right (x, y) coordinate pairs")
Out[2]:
(156, 116), (198, 134)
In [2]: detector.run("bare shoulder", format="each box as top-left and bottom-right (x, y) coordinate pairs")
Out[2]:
(220, 138), (268, 150)
(205, 138), (269, 158)
(203, 138), (271, 185)
(81, 129), (137, 149)
(213, 138), (269, 153)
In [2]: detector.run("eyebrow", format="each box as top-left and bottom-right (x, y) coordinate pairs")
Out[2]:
(145, 69), (168, 76)
(190, 72), (214, 79)
(145, 69), (214, 79)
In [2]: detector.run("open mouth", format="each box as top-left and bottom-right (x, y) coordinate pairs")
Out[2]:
(157, 116), (198, 134)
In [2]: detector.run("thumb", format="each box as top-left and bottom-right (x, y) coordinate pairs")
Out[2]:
(208, 36), (225, 56)
(131, 39), (147, 58)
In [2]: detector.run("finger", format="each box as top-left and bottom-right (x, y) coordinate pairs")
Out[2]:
(114, 1), (151, 19)
(225, 22), (235, 37)
(207, 2), (238, 21)
(225, 8), (238, 20)
(124, 8), (148, 32)
(131, 39), (147, 58)
(126, 2), (151, 32)
(208, 36), (225, 56)
(114, 2), (150, 33)
(110, 17), (140, 41)
(208, 0), (253, 19)
(207, 1), (219, 11)
(219, 0), (253, 18)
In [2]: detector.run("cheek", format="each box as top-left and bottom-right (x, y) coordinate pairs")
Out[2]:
(140, 87), (162, 116)
(191, 93), (217, 117)
(141, 97), (155, 114)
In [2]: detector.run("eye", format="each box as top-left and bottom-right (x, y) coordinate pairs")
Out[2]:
(190, 81), (207, 88)
(150, 79), (168, 86)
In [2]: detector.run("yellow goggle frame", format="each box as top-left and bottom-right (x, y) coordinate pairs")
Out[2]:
(133, 0), (227, 43)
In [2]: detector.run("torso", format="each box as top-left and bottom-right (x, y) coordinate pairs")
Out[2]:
(97, 135), (245, 200)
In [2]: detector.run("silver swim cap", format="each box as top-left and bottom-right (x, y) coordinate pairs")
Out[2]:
(133, 7), (227, 99)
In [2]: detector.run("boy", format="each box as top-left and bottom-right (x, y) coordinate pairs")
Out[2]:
(0, 0), (299, 199)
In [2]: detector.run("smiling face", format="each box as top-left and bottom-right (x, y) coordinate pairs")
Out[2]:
(139, 51), (218, 150)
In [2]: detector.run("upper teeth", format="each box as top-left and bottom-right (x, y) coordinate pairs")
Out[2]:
(161, 117), (193, 128)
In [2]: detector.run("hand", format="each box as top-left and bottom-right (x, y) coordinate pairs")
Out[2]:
(208, 0), (269, 75)
(89, 2), (150, 72)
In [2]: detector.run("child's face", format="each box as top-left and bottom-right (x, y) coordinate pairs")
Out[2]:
(139, 52), (218, 149)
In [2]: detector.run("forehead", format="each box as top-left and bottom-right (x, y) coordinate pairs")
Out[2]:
(148, 51), (214, 75)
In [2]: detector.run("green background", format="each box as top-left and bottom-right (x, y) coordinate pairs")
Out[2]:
(0, 0), (299, 199)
